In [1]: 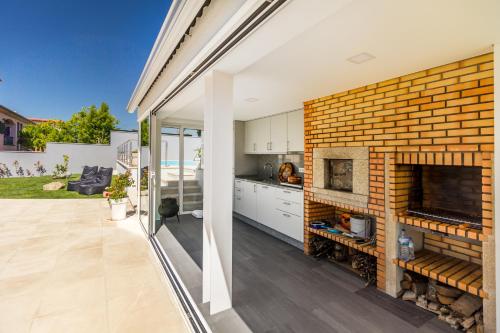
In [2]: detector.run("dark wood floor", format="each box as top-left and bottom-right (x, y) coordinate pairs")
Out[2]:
(165, 215), (456, 333)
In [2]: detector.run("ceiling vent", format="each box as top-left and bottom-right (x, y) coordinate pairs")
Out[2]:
(347, 52), (376, 64)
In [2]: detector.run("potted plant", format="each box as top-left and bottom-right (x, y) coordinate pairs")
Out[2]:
(108, 170), (134, 221)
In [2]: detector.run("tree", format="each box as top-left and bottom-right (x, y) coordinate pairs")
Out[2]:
(19, 102), (119, 150)
(66, 103), (118, 144)
(19, 120), (69, 151)
(140, 118), (149, 146)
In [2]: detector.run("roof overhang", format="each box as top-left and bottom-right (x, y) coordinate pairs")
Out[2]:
(0, 105), (34, 124)
(127, 0), (209, 115)
(130, 0), (500, 123)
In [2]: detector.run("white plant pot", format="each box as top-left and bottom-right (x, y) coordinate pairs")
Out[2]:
(110, 198), (127, 221)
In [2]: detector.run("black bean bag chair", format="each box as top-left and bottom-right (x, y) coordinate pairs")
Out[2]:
(67, 165), (98, 191)
(78, 167), (113, 195)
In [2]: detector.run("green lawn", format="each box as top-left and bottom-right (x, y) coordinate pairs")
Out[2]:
(0, 174), (104, 199)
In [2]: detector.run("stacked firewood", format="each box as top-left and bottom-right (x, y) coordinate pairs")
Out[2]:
(400, 271), (484, 332)
(310, 237), (376, 286)
(351, 253), (377, 286)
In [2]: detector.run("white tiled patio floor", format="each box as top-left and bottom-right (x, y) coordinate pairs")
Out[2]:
(0, 199), (191, 333)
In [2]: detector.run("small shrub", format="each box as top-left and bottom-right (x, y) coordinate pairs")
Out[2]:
(53, 155), (69, 178)
(13, 160), (24, 177)
(26, 169), (33, 177)
(34, 161), (46, 176)
(0, 163), (12, 178)
(108, 171), (134, 201)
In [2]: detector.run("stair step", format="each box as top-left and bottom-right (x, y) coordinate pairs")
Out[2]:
(164, 180), (201, 187)
(162, 186), (201, 194)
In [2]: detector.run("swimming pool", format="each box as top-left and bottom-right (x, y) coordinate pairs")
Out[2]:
(161, 160), (197, 167)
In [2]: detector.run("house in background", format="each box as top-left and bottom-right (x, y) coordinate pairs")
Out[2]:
(0, 105), (33, 151)
(28, 117), (62, 124)
(127, 1), (499, 332)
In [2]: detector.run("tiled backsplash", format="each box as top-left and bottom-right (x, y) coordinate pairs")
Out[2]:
(256, 154), (304, 181)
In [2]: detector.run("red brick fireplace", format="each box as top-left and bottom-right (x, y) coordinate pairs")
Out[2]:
(303, 53), (494, 329)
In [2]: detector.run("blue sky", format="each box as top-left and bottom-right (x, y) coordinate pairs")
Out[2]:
(0, 0), (172, 130)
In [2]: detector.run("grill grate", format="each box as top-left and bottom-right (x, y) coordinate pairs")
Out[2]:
(407, 207), (482, 229)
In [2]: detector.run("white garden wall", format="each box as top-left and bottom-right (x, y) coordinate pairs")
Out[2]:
(0, 130), (138, 176)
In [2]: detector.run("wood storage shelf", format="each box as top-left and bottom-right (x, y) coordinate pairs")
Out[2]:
(307, 227), (379, 258)
(396, 214), (484, 241)
(393, 250), (486, 298)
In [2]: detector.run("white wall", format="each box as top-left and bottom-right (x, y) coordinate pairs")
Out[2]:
(0, 130), (137, 176)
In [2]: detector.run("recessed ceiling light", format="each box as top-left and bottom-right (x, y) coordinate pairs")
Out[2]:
(347, 52), (376, 64)
(245, 97), (259, 103)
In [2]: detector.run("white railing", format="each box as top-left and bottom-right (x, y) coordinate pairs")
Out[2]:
(117, 139), (138, 167)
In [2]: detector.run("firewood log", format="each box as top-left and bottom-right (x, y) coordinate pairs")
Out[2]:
(434, 283), (463, 298)
(403, 272), (413, 282)
(400, 280), (412, 290)
(426, 282), (438, 302)
(450, 294), (483, 317)
(462, 316), (476, 330)
(437, 293), (456, 305)
(402, 290), (417, 302)
(411, 281), (427, 296)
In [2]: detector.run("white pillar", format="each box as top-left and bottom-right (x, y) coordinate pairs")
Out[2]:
(202, 71), (234, 314)
(150, 114), (162, 233)
(494, 44), (499, 333)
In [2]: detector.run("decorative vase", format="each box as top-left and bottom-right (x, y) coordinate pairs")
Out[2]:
(110, 198), (127, 221)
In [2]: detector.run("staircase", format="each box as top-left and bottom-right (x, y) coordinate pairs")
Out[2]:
(161, 180), (203, 212)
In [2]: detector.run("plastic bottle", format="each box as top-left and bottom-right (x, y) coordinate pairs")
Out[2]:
(398, 229), (411, 262)
(408, 237), (415, 261)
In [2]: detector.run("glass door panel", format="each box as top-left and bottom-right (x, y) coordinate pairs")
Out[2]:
(156, 127), (181, 230)
(182, 128), (203, 212)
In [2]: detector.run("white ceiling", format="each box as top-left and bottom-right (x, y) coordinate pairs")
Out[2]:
(160, 0), (500, 122)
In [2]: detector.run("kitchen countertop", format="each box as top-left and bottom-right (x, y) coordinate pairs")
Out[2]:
(235, 175), (303, 191)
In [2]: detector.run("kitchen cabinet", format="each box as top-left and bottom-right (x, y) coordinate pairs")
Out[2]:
(269, 114), (287, 153)
(240, 180), (257, 221)
(244, 110), (303, 154)
(255, 117), (270, 153)
(244, 118), (270, 153)
(244, 120), (258, 153)
(234, 180), (244, 215)
(234, 179), (303, 242)
(276, 210), (303, 242)
(287, 110), (304, 152)
(256, 184), (277, 229)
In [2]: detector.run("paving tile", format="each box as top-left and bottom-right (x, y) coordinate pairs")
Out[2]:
(0, 199), (190, 333)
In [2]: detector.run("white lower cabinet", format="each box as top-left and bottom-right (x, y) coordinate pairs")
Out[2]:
(234, 180), (244, 215)
(256, 184), (277, 229)
(276, 210), (303, 242)
(241, 181), (257, 221)
(235, 179), (303, 242)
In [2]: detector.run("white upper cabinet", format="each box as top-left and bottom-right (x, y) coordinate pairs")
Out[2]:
(287, 110), (304, 152)
(244, 120), (256, 153)
(255, 117), (270, 153)
(269, 113), (287, 153)
(244, 118), (270, 154)
(244, 110), (303, 154)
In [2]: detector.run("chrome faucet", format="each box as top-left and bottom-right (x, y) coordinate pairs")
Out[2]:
(264, 162), (274, 180)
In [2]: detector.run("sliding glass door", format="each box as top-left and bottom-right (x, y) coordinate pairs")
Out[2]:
(182, 128), (203, 213)
(138, 117), (150, 233)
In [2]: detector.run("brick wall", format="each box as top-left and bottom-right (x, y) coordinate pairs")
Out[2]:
(424, 233), (482, 265)
(303, 53), (494, 291)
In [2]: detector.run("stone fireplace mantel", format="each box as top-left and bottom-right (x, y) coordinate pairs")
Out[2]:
(312, 147), (369, 208)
